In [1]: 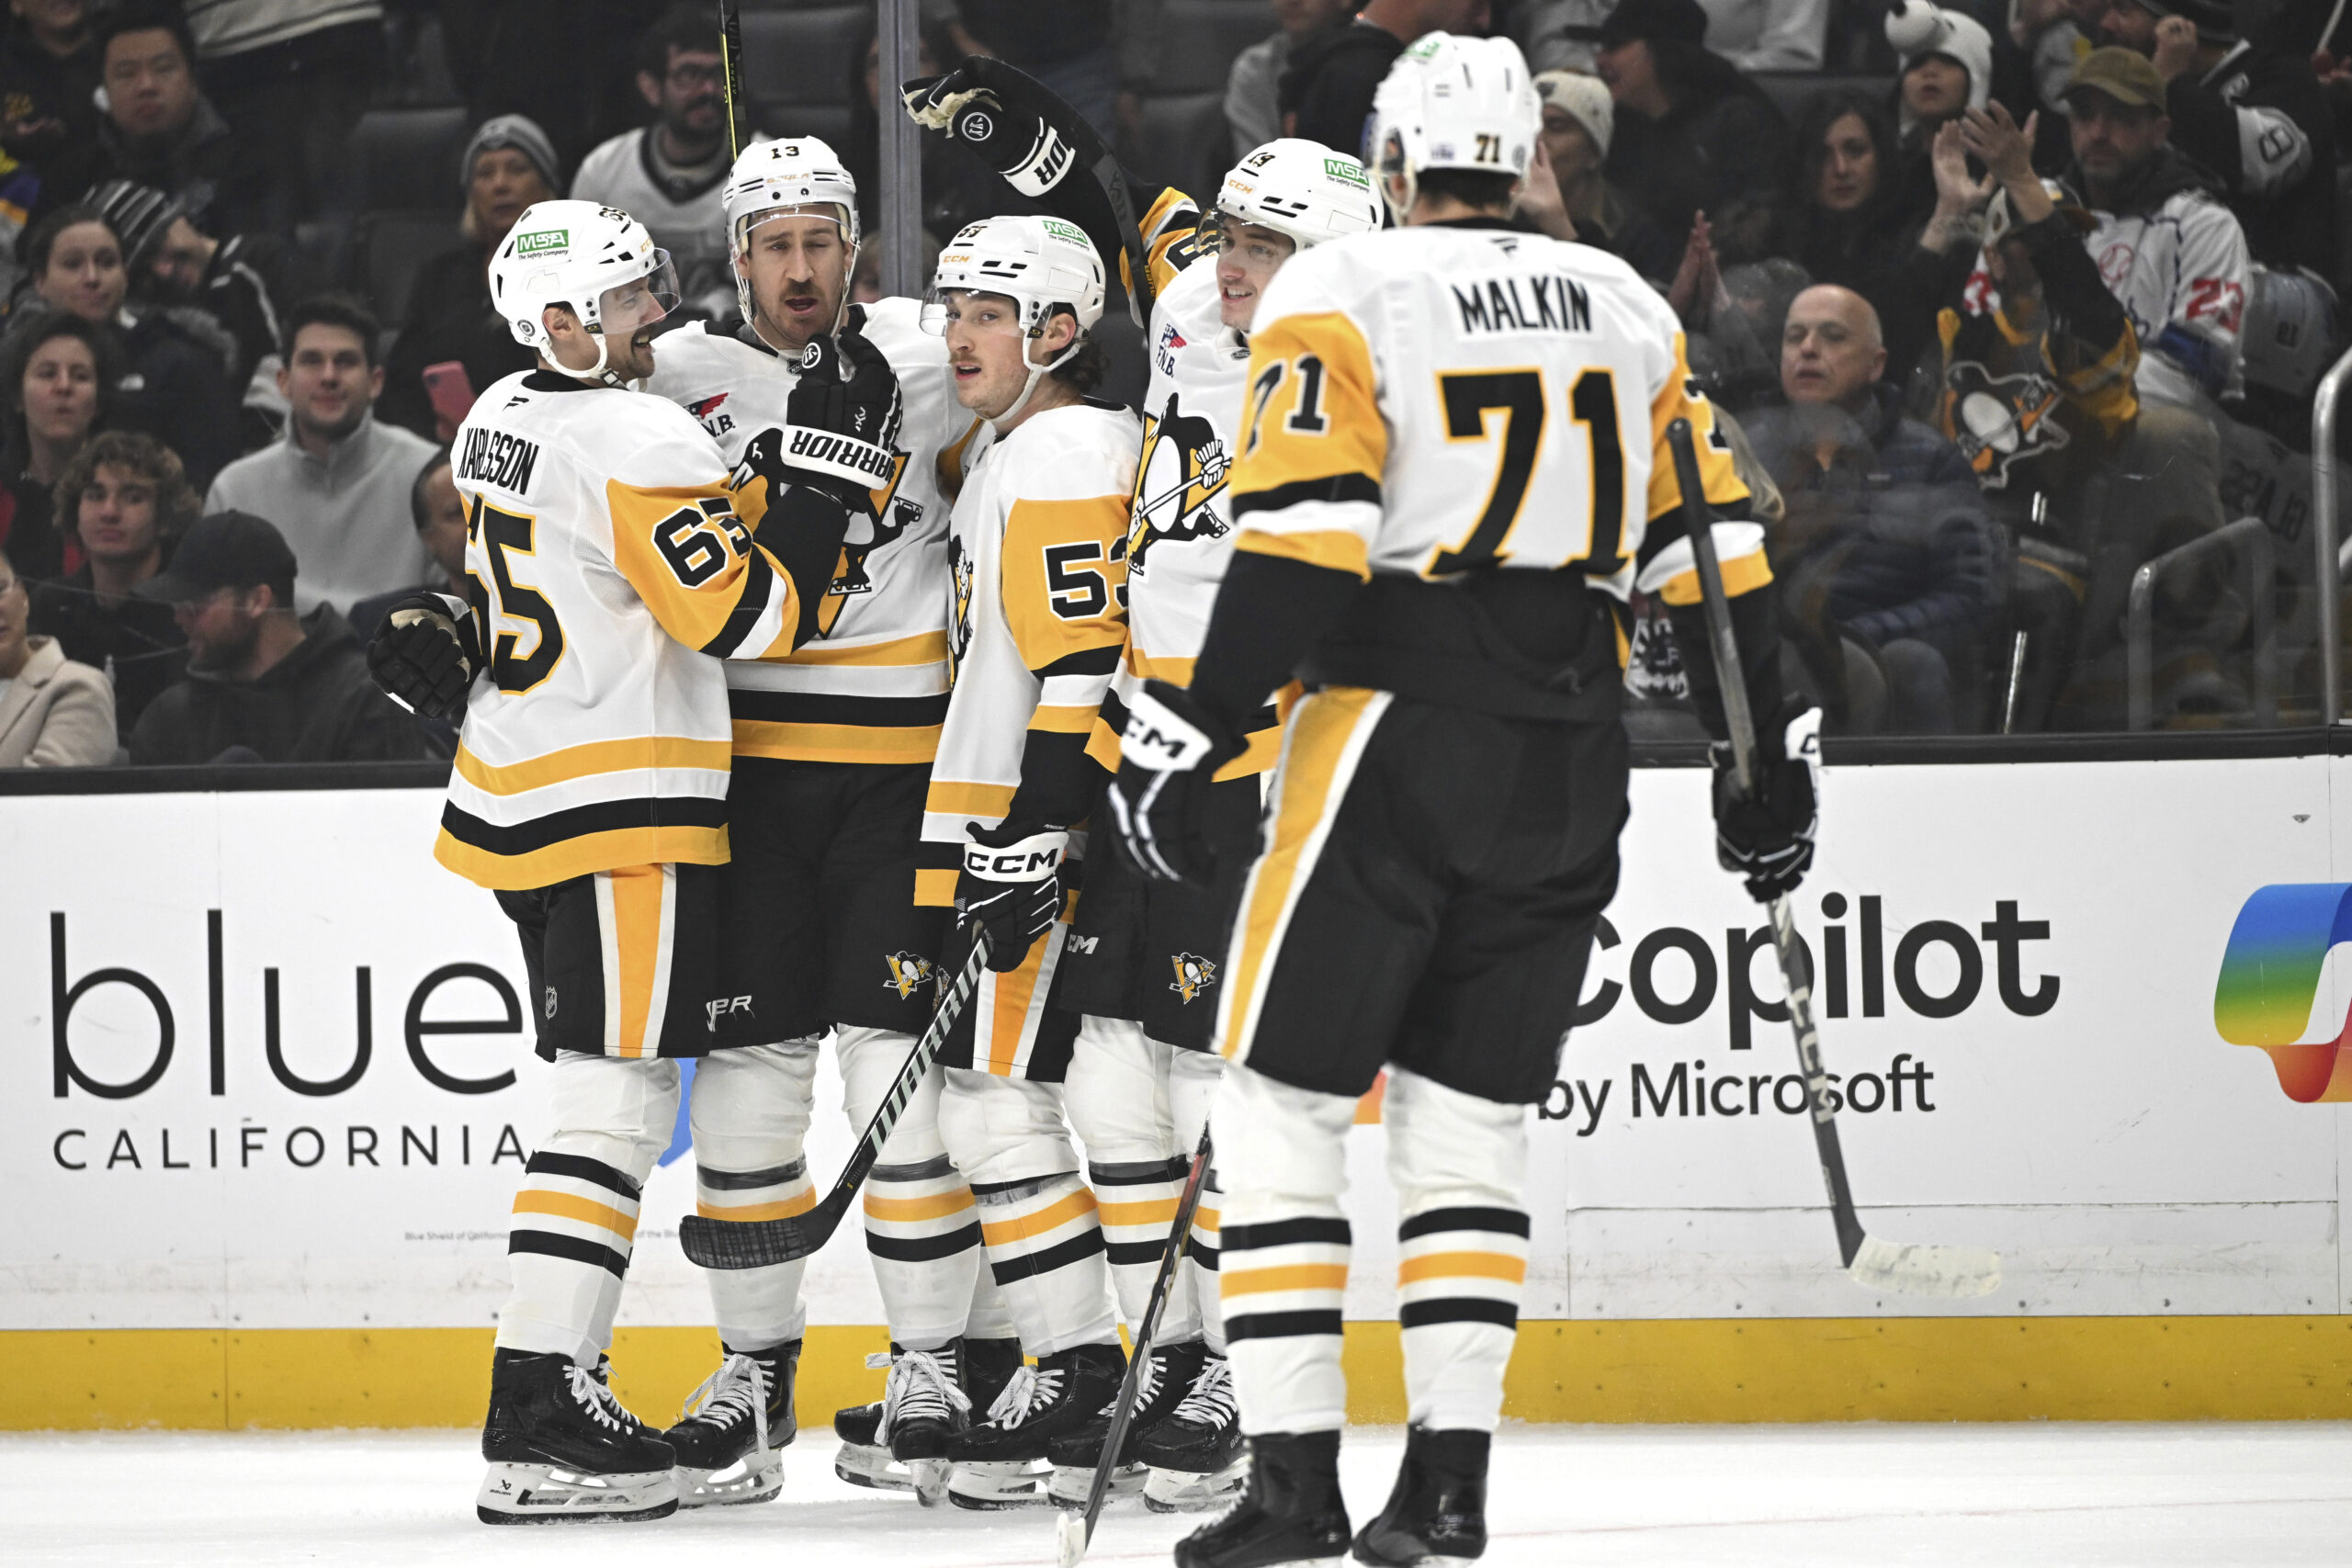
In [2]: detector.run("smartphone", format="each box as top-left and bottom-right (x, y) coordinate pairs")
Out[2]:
(422, 361), (478, 442)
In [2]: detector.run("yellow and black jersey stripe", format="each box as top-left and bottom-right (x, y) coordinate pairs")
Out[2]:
(1228, 308), (1386, 582)
(1001, 490), (1131, 731)
(605, 478), (799, 660)
(1125, 185), (1206, 303)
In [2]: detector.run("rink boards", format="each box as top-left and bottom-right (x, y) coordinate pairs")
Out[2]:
(7, 745), (2352, 1427)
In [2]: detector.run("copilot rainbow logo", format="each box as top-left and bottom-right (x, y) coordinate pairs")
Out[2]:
(2214, 884), (2352, 1102)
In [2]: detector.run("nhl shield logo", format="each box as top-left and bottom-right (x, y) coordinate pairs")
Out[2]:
(1170, 953), (1217, 1004)
(885, 951), (938, 1000)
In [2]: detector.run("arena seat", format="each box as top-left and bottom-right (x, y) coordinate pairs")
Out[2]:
(346, 106), (472, 217)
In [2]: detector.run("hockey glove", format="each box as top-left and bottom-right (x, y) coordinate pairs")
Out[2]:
(901, 57), (1080, 199)
(733, 322), (904, 514)
(1712, 700), (1822, 903)
(956, 821), (1070, 973)
(367, 591), (477, 721)
(1106, 681), (1248, 886)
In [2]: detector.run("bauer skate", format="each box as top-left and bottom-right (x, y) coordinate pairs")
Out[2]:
(1173, 1430), (1350, 1568)
(1351, 1426), (1487, 1566)
(476, 1348), (678, 1525)
(662, 1340), (798, 1506)
(1045, 1337), (1204, 1506)
(944, 1341), (1124, 1510)
(1139, 1352), (1245, 1512)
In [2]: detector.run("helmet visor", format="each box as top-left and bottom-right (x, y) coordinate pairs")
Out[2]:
(596, 252), (680, 336)
(735, 202), (855, 254)
(920, 287), (1031, 338)
(1197, 207), (1297, 260)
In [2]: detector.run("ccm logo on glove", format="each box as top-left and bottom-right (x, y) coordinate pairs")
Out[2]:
(1120, 689), (1214, 768)
(963, 831), (1067, 880)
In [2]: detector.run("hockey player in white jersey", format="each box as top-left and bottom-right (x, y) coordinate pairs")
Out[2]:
(634, 138), (1024, 1506)
(361, 198), (899, 1525)
(910, 214), (1141, 1509)
(1103, 37), (1817, 1568)
(903, 56), (1380, 1513)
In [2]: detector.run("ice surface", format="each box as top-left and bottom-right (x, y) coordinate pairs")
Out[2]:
(6, 1422), (2351, 1566)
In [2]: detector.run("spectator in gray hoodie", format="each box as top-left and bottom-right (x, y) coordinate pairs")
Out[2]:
(205, 295), (439, 615)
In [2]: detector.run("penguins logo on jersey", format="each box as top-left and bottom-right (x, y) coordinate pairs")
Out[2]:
(1945, 361), (2069, 488)
(946, 535), (975, 681)
(884, 951), (938, 999)
(822, 451), (922, 630)
(1170, 952), (1217, 1004)
(1128, 390), (1230, 578)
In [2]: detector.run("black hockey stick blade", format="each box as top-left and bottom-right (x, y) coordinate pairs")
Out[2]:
(1057, 1125), (1216, 1568)
(679, 932), (993, 1269)
(1666, 419), (2000, 1301)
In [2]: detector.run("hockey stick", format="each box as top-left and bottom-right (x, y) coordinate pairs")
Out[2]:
(717, 0), (746, 162)
(679, 931), (992, 1269)
(1056, 1124), (1216, 1568)
(1666, 418), (2001, 1300)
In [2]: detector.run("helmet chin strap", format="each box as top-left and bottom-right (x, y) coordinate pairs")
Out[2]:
(548, 320), (630, 388)
(986, 329), (1081, 434)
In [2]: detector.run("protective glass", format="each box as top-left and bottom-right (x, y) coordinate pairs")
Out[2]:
(595, 252), (680, 335)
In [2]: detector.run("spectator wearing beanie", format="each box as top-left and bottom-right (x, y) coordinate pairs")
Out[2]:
(127, 509), (424, 765)
(206, 296), (438, 617)
(1885, 0), (1996, 231)
(1576, 0), (1788, 255)
(1532, 69), (1677, 278)
(88, 178), (288, 440)
(378, 115), (558, 442)
(2099, 0), (2335, 275)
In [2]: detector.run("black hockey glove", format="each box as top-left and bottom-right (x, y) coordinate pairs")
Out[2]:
(1712, 699), (1823, 903)
(955, 821), (1070, 973)
(901, 56), (1083, 200)
(1106, 681), (1249, 886)
(366, 591), (477, 721)
(734, 322), (903, 514)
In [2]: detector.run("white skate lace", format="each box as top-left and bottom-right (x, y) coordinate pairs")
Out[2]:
(566, 1363), (631, 1434)
(678, 1352), (771, 1459)
(984, 1363), (1066, 1430)
(877, 1348), (971, 1441)
(1169, 1357), (1237, 1430)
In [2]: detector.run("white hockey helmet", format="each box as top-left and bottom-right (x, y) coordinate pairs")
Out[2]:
(923, 214), (1106, 428)
(1202, 139), (1381, 254)
(2242, 265), (2338, 400)
(1368, 31), (1541, 223)
(488, 198), (679, 385)
(724, 136), (861, 253)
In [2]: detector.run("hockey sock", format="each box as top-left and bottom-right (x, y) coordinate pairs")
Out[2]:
(966, 1257), (1019, 1341)
(971, 1170), (1120, 1356)
(496, 1054), (677, 1365)
(1209, 1062), (1357, 1434)
(1385, 1066), (1532, 1434)
(838, 1026), (982, 1351)
(691, 1041), (820, 1349)
(863, 1152), (983, 1350)
(1190, 1169), (1225, 1356)
(1092, 1156), (1196, 1334)
(1170, 1046), (1227, 1354)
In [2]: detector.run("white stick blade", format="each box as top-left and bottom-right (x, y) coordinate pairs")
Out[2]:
(1849, 1235), (2003, 1298)
(1055, 1506), (1089, 1568)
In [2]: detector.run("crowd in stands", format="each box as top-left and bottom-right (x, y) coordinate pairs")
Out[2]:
(0, 0), (2344, 771)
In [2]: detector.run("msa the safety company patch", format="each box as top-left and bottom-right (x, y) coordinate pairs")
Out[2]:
(515, 228), (569, 255)
(1170, 953), (1217, 1004)
(884, 951), (938, 1000)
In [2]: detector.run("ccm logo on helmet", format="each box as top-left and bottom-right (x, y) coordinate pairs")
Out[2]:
(788, 429), (896, 481)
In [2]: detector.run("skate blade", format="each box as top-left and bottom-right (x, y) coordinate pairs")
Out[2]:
(833, 1442), (918, 1494)
(475, 1462), (678, 1525)
(1141, 1460), (1245, 1513)
(673, 1453), (782, 1507)
(946, 1460), (1054, 1510)
(1055, 1506), (1090, 1568)
(1047, 1461), (1147, 1506)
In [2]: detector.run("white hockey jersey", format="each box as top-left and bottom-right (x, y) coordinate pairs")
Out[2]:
(2085, 186), (2250, 404)
(916, 400), (1138, 908)
(435, 370), (801, 891)
(1228, 222), (1752, 608)
(642, 298), (985, 767)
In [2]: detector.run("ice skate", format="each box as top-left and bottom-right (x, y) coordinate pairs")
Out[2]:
(1045, 1337), (1204, 1505)
(831, 1392), (913, 1494)
(476, 1348), (679, 1525)
(1173, 1430), (1350, 1568)
(1140, 1352), (1245, 1512)
(662, 1340), (797, 1506)
(1350, 1427), (1487, 1566)
(873, 1343), (974, 1505)
(945, 1341), (1125, 1510)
